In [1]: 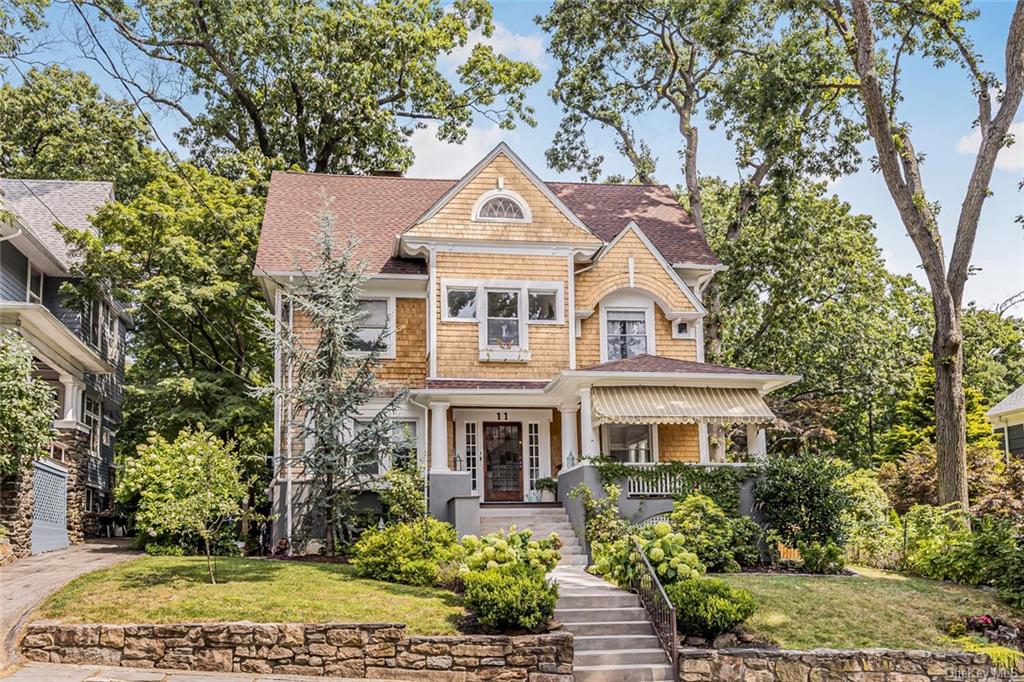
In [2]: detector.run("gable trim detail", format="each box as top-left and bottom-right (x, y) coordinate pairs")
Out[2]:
(583, 221), (707, 315)
(406, 142), (599, 239)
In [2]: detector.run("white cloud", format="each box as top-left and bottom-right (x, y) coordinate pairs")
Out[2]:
(407, 122), (509, 178)
(955, 120), (1024, 172)
(439, 21), (547, 71)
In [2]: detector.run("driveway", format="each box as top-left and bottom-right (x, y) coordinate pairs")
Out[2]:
(2, 663), (397, 681)
(0, 540), (138, 670)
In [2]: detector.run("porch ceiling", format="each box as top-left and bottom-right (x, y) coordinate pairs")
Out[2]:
(591, 384), (776, 426)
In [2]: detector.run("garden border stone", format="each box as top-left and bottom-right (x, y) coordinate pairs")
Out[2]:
(20, 621), (573, 681)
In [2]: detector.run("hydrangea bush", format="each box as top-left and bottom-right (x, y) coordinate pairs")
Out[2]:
(592, 522), (705, 587)
(461, 527), (562, 574)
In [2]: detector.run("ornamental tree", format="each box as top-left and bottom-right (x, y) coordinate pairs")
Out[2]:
(0, 331), (54, 476)
(117, 428), (246, 583)
(261, 203), (405, 555)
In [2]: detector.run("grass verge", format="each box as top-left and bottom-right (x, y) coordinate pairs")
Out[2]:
(38, 556), (463, 635)
(720, 567), (1021, 651)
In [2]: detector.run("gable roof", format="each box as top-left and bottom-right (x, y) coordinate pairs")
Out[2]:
(988, 384), (1024, 418)
(255, 166), (720, 276)
(0, 178), (113, 270)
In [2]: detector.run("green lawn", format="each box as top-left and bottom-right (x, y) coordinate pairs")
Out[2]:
(720, 567), (1021, 651)
(38, 556), (464, 634)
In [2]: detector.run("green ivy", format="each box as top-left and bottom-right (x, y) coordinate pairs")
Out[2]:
(591, 458), (752, 514)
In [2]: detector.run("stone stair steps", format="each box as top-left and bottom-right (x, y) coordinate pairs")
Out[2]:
(554, 606), (649, 622)
(572, 663), (675, 682)
(575, 648), (670, 666)
(559, 620), (656, 636)
(573, 634), (661, 651)
(556, 592), (639, 609)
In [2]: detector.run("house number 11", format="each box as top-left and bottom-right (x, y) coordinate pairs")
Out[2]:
(496, 412), (509, 420)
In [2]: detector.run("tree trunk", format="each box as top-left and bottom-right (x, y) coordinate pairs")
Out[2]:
(933, 325), (970, 510)
(204, 537), (217, 585)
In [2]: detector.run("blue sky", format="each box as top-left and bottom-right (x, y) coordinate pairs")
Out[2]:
(18, 0), (1024, 312)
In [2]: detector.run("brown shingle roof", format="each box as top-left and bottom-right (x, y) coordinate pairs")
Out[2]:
(581, 354), (779, 376)
(255, 171), (719, 275)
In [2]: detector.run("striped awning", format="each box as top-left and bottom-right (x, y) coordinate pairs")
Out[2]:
(592, 385), (776, 426)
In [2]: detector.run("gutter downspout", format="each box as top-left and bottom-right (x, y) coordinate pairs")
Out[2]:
(1002, 417), (1011, 465)
(0, 227), (23, 243)
(408, 393), (432, 511)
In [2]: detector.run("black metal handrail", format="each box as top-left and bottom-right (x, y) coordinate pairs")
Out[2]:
(630, 537), (679, 681)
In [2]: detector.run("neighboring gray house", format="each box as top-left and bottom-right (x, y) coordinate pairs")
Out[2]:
(0, 179), (128, 558)
(988, 384), (1024, 460)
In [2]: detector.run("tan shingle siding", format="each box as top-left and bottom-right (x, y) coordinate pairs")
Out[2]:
(659, 423), (700, 462)
(575, 229), (696, 313)
(406, 154), (602, 245)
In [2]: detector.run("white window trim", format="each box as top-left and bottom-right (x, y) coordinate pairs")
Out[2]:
(671, 319), (695, 339)
(601, 423), (660, 463)
(454, 408), (553, 501)
(25, 263), (43, 304)
(471, 188), (532, 223)
(599, 297), (656, 363)
(349, 296), (397, 360)
(440, 278), (565, 362)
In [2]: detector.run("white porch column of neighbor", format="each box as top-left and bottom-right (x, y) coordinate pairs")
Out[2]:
(746, 423), (767, 460)
(578, 387), (599, 457)
(56, 374), (83, 426)
(430, 401), (451, 472)
(559, 402), (579, 466)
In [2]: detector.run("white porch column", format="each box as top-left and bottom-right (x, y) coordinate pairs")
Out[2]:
(578, 388), (599, 457)
(559, 402), (579, 466)
(429, 401), (451, 472)
(746, 423), (767, 460)
(57, 374), (82, 424)
(698, 423), (711, 463)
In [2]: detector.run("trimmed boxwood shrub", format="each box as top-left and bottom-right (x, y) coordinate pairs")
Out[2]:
(351, 518), (460, 586)
(666, 578), (757, 637)
(463, 565), (559, 632)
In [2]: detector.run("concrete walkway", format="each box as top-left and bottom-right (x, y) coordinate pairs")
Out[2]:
(0, 540), (139, 669)
(1, 662), (389, 681)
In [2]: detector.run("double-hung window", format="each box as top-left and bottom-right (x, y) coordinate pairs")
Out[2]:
(82, 396), (102, 456)
(26, 265), (43, 304)
(606, 310), (648, 359)
(485, 290), (520, 348)
(353, 299), (392, 355)
(528, 291), (557, 322)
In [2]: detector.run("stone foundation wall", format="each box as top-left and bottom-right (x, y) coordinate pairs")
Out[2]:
(0, 469), (33, 561)
(677, 647), (1022, 681)
(56, 427), (90, 544)
(21, 622), (573, 681)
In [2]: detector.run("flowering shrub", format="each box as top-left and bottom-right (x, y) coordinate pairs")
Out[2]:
(592, 522), (705, 587)
(669, 493), (762, 571)
(461, 527), (561, 574)
(568, 482), (630, 546)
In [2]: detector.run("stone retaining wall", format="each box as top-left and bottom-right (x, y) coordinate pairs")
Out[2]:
(678, 647), (1023, 681)
(20, 622), (573, 681)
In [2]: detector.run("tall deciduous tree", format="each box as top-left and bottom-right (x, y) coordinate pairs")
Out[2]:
(0, 0), (45, 67)
(808, 0), (1024, 509)
(79, 0), (541, 173)
(264, 206), (403, 555)
(702, 178), (930, 462)
(61, 158), (272, 467)
(538, 0), (863, 354)
(0, 66), (153, 199)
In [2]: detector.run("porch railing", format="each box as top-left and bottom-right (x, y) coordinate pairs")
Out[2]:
(623, 462), (751, 498)
(630, 537), (678, 680)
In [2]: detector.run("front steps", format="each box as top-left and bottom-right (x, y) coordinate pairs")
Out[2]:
(552, 566), (674, 682)
(478, 504), (587, 566)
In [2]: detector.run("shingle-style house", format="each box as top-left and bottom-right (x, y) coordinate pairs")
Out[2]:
(255, 144), (797, 547)
(988, 384), (1024, 459)
(0, 179), (127, 558)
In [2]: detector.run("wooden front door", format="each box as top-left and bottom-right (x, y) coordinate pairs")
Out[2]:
(483, 422), (523, 501)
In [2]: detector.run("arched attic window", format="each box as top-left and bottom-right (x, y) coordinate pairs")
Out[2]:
(473, 190), (531, 222)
